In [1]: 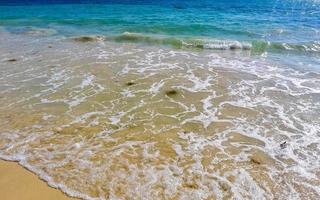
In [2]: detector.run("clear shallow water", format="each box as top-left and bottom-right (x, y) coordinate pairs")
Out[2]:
(0, 1), (320, 200)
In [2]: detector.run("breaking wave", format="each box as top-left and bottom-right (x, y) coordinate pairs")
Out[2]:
(71, 32), (320, 54)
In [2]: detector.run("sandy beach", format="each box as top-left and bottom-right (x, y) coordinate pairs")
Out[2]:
(0, 160), (75, 200)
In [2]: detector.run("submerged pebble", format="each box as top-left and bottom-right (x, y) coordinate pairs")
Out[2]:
(6, 58), (17, 62)
(280, 141), (287, 149)
(219, 181), (230, 192)
(126, 81), (135, 86)
(250, 156), (262, 165)
(165, 89), (178, 96)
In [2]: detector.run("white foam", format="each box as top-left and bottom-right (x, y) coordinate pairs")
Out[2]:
(203, 40), (252, 50)
(149, 80), (165, 95)
(80, 74), (95, 89)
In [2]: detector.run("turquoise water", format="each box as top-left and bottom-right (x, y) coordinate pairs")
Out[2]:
(0, 0), (319, 55)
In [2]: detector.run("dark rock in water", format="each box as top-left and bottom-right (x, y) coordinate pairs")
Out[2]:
(48, 45), (53, 48)
(165, 89), (178, 96)
(126, 81), (135, 86)
(7, 59), (17, 62)
(280, 141), (287, 149)
(72, 36), (102, 42)
(219, 182), (229, 192)
(73, 36), (95, 42)
(250, 157), (261, 165)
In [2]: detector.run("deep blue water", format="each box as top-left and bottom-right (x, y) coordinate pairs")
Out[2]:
(0, 0), (319, 55)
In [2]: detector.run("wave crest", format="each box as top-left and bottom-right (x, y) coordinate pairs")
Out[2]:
(71, 32), (320, 54)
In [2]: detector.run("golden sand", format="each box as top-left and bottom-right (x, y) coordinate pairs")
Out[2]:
(0, 160), (76, 200)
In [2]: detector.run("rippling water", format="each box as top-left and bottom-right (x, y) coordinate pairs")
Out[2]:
(0, 1), (320, 200)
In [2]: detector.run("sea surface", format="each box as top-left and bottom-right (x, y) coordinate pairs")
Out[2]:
(0, 0), (320, 199)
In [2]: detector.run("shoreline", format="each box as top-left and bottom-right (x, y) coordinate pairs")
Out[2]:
(0, 31), (319, 199)
(0, 159), (77, 200)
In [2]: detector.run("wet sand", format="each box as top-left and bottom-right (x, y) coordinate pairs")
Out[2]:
(0, 160), (76, 200)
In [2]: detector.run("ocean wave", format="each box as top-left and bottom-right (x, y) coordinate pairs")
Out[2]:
(252, 40), (320, 54)
(71, 32), (252, 50)
(107, 32), (253, 50)
(71, 32), (320, 54)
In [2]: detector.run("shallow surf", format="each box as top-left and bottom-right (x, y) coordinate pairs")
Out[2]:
(0, 31), (319, 199)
